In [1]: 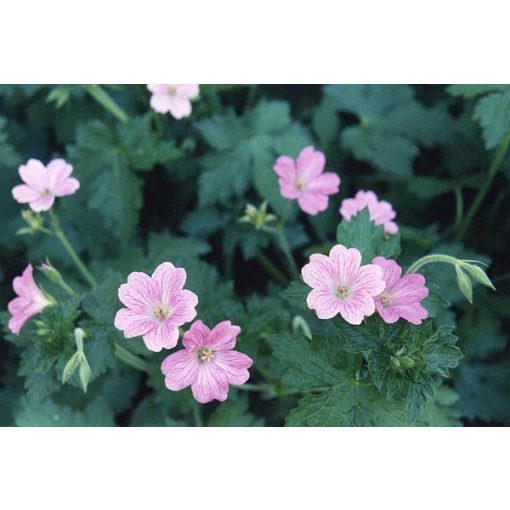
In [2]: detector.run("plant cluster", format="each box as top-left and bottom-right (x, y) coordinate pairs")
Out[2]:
(0, 84), (508, 426)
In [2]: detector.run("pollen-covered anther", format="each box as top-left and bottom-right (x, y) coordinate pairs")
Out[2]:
(295, 178), (306, 191)
(198, 348), (215, 362)
(167, 85), (178, 95)
(153, 304), (168, 322)
(335, 285), (350, 300)
(381, 293), (393, 306)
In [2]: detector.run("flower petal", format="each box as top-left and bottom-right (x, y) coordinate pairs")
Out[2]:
(338, 290), (375, 324)
(352, 263), (385, 296)
(204, 320), (241, 350)
(191, 363), (229, 404)
(29, 195), (55, 212)
(114, 308), (155, 338)
(183, 320), (210, 350)
(307, 172), (340, 194)
(302, 253), (337, 288)
(213, 350), (253, 385)
(118, 271), (157, 312)
(296, 146), (325, 180)
(297, 192), (328, 215)
(306, 287), (342, 319)
(142, 321), (180, 352)
(19, 159), (46, 188)
(12, 184), (40, 203)
(161, 350), (199, 391)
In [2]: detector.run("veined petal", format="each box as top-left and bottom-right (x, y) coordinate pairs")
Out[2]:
(306, 287), (342, 319)
(191, 363), (229, 404)
(213, 350), (253, 385)
(183, 320), (210, 351)
(161, 350), (199, 391)
(205, 320), (241, 350)
(142, 321), (180, 352)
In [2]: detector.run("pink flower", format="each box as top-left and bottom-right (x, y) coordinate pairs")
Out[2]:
(147, 84), (199, 119)
(8, 264), (53, 335)
(339, 190), (398, 234)
(273, 145), (340, 215)
(12, 159), (80, 212)
(372, 256), (429, 325)
(301, 244), (385, 325)
(114, 262), (198, 352)
(161, 320), (253, 404)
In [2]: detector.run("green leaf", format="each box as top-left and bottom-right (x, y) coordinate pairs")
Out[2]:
(280, 280), (310, 311)
(336, 208), (401, 263)
(269, 333), (408, 426)
(208, 393), (264, 426)
(473, 89), (510, 149)
(196, 100), (311, 215)
(325, 84), (452, 174)
(447, 84), (509, 99)
(15, 396), (115, 426)
(455, 355), (510, 423)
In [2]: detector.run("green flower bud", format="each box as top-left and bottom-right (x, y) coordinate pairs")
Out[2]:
(78, 355), (92, 393)
(399, 356), (415, 369)
(455, 264), (473, 303)
(461, 262), (496, 291)
(62, 352), (81, 383)
(292, 315), (312, 340)
(39, 260), (63, 285)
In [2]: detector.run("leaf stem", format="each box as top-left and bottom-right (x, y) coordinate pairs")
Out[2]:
(454, 131), (510, 241)
(406, 254), (460, 274)
(83, 84), (129, 123)
(257, 251), (288, 286)
(276, 229), (299, 279)
(114, 342), (150, 372)
(48, 209), (97, 288)
(453, 185), (463, 229)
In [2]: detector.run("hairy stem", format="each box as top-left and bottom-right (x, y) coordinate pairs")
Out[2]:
(48, 209), (97, 288)
(257, 251), (288, 286)
(455, 131), (510, 241)
(406, 254), (460, 274)
(114, 342), (150, 372)
(83, 84), (129, 123)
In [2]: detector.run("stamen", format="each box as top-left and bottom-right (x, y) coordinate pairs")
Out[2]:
(153, 304), (168, 321)
(167, 85), (178, 95)
(295, 178), (305, 191)
(335, 285), (350, 300)
(381, 293), (393, 306)
(198, 348), (214, 362)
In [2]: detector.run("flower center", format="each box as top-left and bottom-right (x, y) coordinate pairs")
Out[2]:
(198, 347), (214, 362)
(167, 85), (178, 96)
(295, 178), (306, 191)
(335, 285), (350, 300)
(153, 304), (169, 321)
(42, 187), (51, 196)
(381, 293), (393, 307)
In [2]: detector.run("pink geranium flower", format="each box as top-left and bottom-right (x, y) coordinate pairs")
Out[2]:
(114, 262), (198, 352)
(372, 256), (429, 325)
(147, 84), (199, 119)
(12, 159), (80, 212)
(8, 264), (53, 335)
(273, 145), (340, 215)
(339, 190), (398, 234)
(301, 244), (385, 324)
(161, 320), (253, 404)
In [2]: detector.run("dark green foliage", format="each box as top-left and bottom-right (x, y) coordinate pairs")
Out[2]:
(1, 84), (508, 427)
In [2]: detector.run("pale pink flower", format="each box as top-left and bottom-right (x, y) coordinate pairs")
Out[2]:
(12, 159), (80, 212)
(114, 262), (198, 352)
(301, 244), (385, 325)
(147, 84), (199, 119)
(273, 145), (340, 215)
(339, 190), (398, 234)
(161, 320), (253, 404)
(372, 256), (429, 325)
(8, 264), (53, 335)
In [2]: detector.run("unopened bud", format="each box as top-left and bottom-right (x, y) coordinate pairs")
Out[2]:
(62, 352), (81, 383)
(455, 264), (473, 303)
(461, 262), (496, 291)
(39, 260), (63, 285)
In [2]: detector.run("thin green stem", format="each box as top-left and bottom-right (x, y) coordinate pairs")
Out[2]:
(58, 279), (77, 297)
(83, 84), (129, 123)
(257, 251), (288, 286)
(455, 131), (510, 241)
(48, 209), (97, 288)
(406, 254), (460, 274)
(192, 403), (204, 427)
(453, 186), (463, 229)
(114, 343), (150, 372)
(276, 229), (299, 278)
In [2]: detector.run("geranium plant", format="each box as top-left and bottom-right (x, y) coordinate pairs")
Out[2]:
(0, 84), (507, 427)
